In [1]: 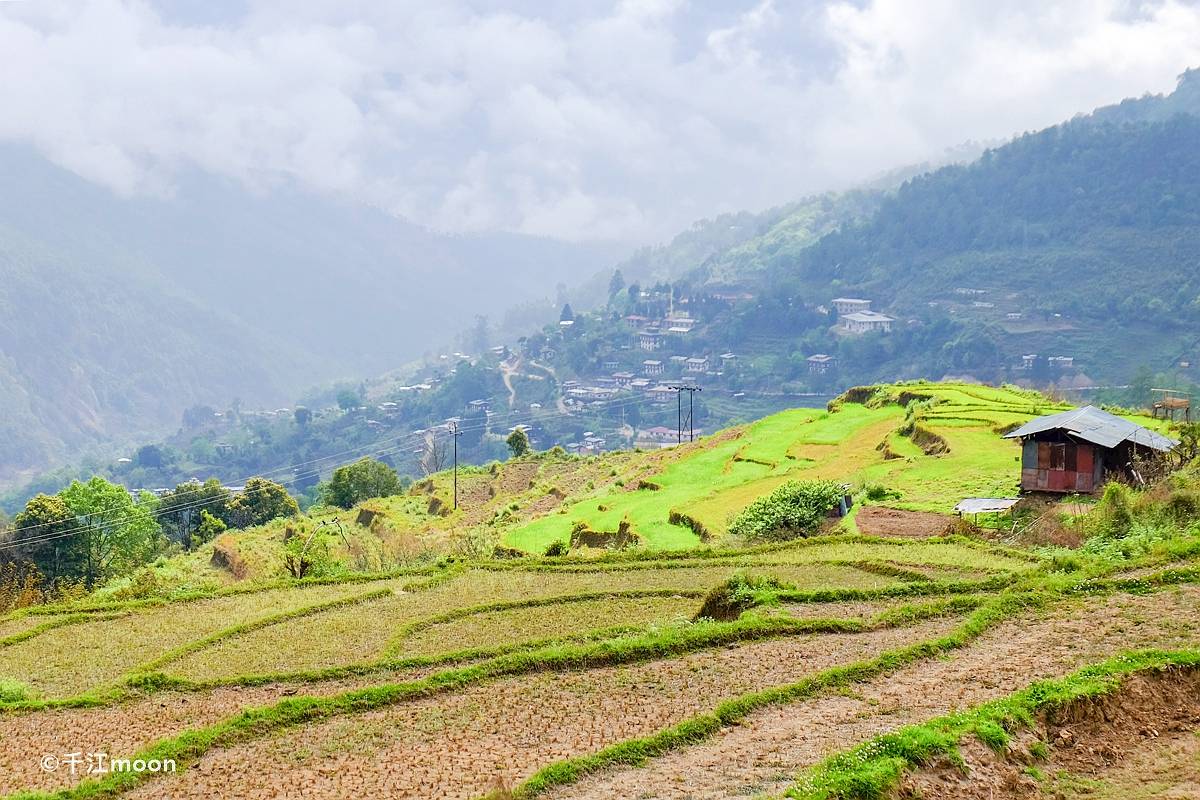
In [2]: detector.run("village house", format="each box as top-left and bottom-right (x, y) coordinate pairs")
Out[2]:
(831, 297), (872, 315)
(685, 356), (709, 373)
(1004, 406), (1176, 493)
(643, 359), (664, 376)
(840, 311), (894, 334)
(638, 330), (664, 351)
(1048, 356), (1075, 370)
(648, 385), (676, 404)
(635, 425), (695, 447)
(612, 371), (635, 388)
(807, 353), (836, 374)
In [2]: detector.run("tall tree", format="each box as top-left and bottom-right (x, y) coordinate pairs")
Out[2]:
(9, 494), (75, 580)
(158, 478), (231, 550)
(322, 458), (403, 509)
(505, 428), (531, 458)
(608, 269), (625, 299)
(225, 477), (299, 529)
(57, 478), (163, 588)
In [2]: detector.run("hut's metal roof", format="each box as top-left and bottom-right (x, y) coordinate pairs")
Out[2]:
(954, 497), (1020, 514)
(1002, 405), (1177, 452)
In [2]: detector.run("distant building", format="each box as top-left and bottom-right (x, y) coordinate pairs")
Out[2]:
(1022, 354), (1038, 369)
(807, 354), (836, 374)
(612, 371), (635, 388)
(840, 311), (894, 334)
(684, 356), (709, 373)
(831, 298), (872, 315)
(1048, 356), (1075, 370)
(647, 385), (675, 404)
(638, 331), (663, 351)
(642, 359), (664, 376)
(720, 352), (737, 364)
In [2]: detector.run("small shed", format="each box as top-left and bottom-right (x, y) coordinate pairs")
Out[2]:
(1003, 406), (1176, 493)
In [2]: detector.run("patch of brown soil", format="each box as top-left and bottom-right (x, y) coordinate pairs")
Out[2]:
(496, 461), (540, 496)
(901, 668), (1200, 800)
(546, 587), (1200, 800)
(856, 507), (952, 538)
(779, 598), (923, 622)
(119, 618), (966, 800)
(0, 666), (438, 795)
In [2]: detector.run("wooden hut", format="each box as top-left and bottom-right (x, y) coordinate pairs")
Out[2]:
(1003, 406), (1176, 493)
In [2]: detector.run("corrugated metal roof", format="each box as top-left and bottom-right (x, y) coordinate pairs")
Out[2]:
(955, 497), (1020, 514)
(1002, 405), (1177, 452)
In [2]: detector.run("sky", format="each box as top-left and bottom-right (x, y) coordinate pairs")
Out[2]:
(2, 0), (1199, 244)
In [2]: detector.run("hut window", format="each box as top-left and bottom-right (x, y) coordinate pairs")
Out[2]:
(1049, 443), (1067, 470)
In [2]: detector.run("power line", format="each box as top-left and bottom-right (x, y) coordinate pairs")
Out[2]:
(667, 384), (702, 443)
(0, 394), (656, 550)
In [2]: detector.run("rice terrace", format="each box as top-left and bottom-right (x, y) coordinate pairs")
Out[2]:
(5, 381), (1200, 800)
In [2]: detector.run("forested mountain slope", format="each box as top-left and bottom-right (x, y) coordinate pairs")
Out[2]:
(0, 147), (623, 481)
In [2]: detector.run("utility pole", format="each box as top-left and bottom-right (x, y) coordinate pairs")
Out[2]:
(449, 422), (464, 509)
(668, 385), (701, 443)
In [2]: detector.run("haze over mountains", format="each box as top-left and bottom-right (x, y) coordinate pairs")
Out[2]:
(2, 13), (1200, 490)
(0, 147), (623, 480)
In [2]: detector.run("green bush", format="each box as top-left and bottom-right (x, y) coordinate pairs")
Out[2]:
(694, 573), (785, 621)
(729, 480), (845, 541)
(543, 540), (569, 557)
(0, 679), (31, 703)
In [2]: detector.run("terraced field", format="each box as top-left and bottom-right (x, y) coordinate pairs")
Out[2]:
(1, 383), (1194, 800)
(500, 382), (1104, 552)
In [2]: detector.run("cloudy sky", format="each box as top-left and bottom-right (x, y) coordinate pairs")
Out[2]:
(2, 0), (1199, 244)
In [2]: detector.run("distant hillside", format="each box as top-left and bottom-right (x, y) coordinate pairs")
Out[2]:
(680, 69), (1200, 385)
(0, 148), (624, 481)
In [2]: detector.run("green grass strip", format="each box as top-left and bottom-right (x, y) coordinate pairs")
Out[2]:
(6, 614), (879, 800)
(495, 592), (1046, 799)
(7, 564), (449, 619)
(380, 588), (706, 658)
(138, 592), (980, 693)
(772, 573), (1014, 604)
(0, 612), (128, 650)
(787, 647), (1200, 800)
(132, 586), (397, 674)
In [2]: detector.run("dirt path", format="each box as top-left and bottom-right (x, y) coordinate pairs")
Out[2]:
(547, 586), (1200, 800)
(499, 358), (520, 409)
(118, 618), (966, 800)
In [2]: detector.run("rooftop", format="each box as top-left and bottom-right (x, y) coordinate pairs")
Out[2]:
(1003, 405), (1177, 452)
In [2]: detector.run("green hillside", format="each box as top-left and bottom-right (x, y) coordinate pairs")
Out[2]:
(3, 380), (1200, 800)
(56, 381), (1165, 597)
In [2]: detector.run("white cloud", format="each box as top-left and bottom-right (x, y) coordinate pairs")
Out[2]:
(0, 0), (1198, 243)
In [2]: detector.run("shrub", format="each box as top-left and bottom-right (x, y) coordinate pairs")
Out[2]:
(322, 458), (403, 509)
(729, 480), (845, 541)
(0, 679), (31, 703)
(694, 574), (785, 621)
(1086, 482), (1137, 541)
(543, 540), (569, 557)
(859, 482), (901, 502)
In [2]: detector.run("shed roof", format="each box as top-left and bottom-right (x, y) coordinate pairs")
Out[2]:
(954, 497), (1020, 514)
(1003, 405), (1176, 452)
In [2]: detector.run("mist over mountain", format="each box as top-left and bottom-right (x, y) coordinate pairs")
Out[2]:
(0, 147), (624, 481)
